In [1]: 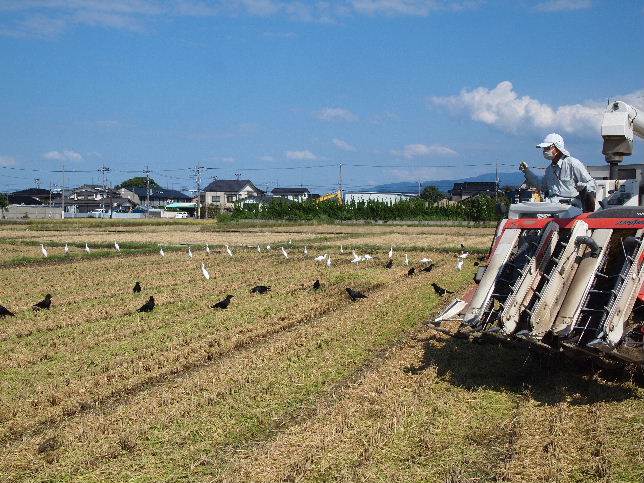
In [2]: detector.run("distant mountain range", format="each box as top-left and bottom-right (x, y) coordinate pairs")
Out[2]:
(370, 171), (526, 194)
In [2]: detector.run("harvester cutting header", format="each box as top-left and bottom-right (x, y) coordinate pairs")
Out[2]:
(435, 100), (644, 368)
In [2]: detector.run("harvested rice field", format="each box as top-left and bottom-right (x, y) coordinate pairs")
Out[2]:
(0, 220), (642, 482)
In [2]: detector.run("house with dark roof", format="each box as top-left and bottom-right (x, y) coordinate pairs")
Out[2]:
(449, 182), (498, 202)
(201, 179), (263, 210)
(131, 187), (191, 208)
(8, 188), (51, 205)
(271, 187), (310, 202)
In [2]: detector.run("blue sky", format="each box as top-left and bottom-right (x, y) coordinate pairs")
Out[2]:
(1, 0), (643, 194)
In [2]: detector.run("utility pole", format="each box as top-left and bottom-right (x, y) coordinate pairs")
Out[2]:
(143, 165), (151, 218)
(195, 165), (204, 219)
(98, 164), (110, 213)
(34, 178), (41, 189)
(417, 179), (421, 196)
(61, 162), (65, 219)
(338, 163), (343, 195)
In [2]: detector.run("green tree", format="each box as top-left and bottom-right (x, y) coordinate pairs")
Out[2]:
(420, 185), (445, 204)
(116, 177), (161, 190)
(0, 193), (8, 219)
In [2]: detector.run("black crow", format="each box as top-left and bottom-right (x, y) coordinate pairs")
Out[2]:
(133, 281), (142, 294)
(346, 287), (367, 302)
(385, 259), (393, 269)
(407, 267), (415, 277)
(212, 294), (234, 310)
(421, 264), (434, 273)
(0, 304), (15, 317)
(431, 283), (453, 296)
(137, 296), (155, 313)
(250, 285), (271, 294)
(474, 261), (480, 267)
(33, 294), (52, 311)
(312, 279), (321, 290)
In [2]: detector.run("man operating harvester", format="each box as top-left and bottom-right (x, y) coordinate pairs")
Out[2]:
(520, 133), (597, 212)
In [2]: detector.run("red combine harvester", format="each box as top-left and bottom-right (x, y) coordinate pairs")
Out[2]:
(434, 100), (644, 368)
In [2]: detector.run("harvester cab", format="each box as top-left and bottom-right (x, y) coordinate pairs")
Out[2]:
(434, 100), (644, 368)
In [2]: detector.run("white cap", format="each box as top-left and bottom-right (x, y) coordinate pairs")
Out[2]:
(536, 133), (569, 156)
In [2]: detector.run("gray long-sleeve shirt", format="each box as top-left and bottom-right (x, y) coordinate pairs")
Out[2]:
(523, 155), (596, 203)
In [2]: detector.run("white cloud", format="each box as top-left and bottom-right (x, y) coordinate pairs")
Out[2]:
(429, 81), (644, 136)
(43, 149), (83, 161)
(332, 138), (357, 152)
(286, 149), (318, 160)
(392, 143), (457, 158)
(0, 1), (479, 37)
(534, 0), (592, 12)
(0, 155), (16, 166)
(351, 0), (478, 16)
(314, 107), (358, 122)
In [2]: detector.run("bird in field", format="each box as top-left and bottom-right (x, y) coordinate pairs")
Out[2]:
(133, 281), (142, 294)
(477, 254), (486, 262)
(33, 294), (52, 311)
(314, 254), (327, 263)
(421, 264), (435, 273)
(363, 254), (373, 261)
(346, 287), (367, 302)
(304, 246), (308, 255)
(326, 256), (332, 268)
(474, 261), (480, 267)
(289, 238), (292, 245)
(64, 244), (69, 255)
(257, 245), (261, 253)
(404, 254), (409, 266)
(188, 246), (193, 258)
(85, 243), (90, 254)
(114, 241), (120, 252)
(201, 262), (210, 280)
(159, 247), (165, 257)
(340, 244), (344, 253)
(385, 259), (393, 269)
(211, 294), (234, 310)
(460, 243), (466, 252)
(225, 244), (233, 257)
(419, 257), (433, 265)
(281, 246), (288, 258)
(351, 254), (363, 265)
(432, 283), (453, 296)
(0, 304), (15, 317)
(312, 279), (321, 290)
(250, 285), (271, 294)
(456, 258), (464, 271)
(40, 244), (48, 258)
(388, 246), (393, 259)
(457, 251), (469, 260)
(407, 267), (416, 277)
(137, 296), (155, 313)
(266, 244), (271, 251)
(205, 244), (211, 254)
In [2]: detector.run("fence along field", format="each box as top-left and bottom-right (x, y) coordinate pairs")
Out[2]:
(0, 221), (642, 482)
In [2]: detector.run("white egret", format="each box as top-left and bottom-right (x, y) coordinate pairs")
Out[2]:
(201, 262), (210, 280)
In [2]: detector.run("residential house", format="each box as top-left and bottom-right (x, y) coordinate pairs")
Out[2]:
(8, 188), (51, 205)
(131, 187), (191, 208)
(449, 182), (498, 202)
(201, 179), (263, 211)
(271, 187), (310, 202)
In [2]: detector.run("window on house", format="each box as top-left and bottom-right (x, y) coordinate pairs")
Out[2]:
(211, 195), (220, 203)
(226, 194), (236, 203)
